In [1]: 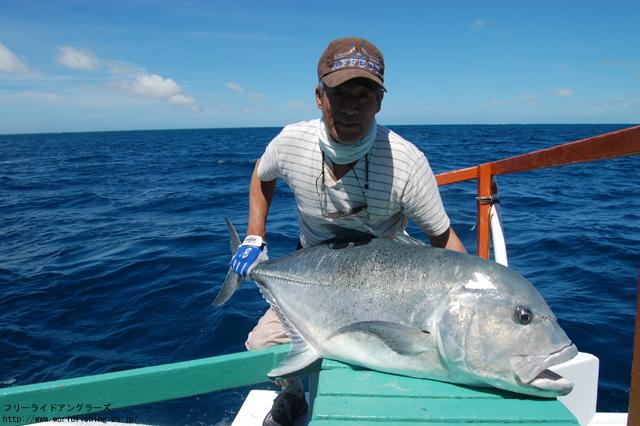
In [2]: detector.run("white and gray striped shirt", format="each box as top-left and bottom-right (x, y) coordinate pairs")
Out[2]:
(258, 119), (450, 247)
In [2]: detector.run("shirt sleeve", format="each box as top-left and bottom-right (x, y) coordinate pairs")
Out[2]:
(256, 133), (282, 181)
(401, 153), (451, 237)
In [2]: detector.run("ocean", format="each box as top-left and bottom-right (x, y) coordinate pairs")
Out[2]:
(1, 124), (638, 425)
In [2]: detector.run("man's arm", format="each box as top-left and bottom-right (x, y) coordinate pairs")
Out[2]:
(429, 226), (466, 253)
(246, 159), (276, 238)
(229, 160), (276, 277)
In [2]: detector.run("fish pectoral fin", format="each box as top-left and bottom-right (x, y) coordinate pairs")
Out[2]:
(268, 343), (321, 380)
(330, 321), (432, 355)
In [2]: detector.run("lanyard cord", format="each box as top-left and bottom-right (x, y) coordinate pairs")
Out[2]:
(321, 151), (369, 193)
(365, 153), (369, 190)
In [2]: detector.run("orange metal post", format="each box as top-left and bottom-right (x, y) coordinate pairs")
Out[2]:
(476, 164), (492, 259)
(629, 274), (640, 426)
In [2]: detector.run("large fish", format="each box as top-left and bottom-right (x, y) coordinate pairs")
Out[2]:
(214, 219), (578, 397)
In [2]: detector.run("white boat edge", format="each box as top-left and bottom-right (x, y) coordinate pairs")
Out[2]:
(549, 352), (627, 425)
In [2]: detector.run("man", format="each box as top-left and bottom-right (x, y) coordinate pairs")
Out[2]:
(230, 37), (466, 426)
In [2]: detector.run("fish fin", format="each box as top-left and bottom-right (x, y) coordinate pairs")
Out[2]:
(211, 218), (244, 306)
(224, 217), (242, 254)
(268, 343), (322, 379)
(330, 321), (432, 355)
(260, 287), (322, 379)
(393, 233), (426, 246)
(212, 268), (241, 306)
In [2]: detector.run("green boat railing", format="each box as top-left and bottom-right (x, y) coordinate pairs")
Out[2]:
(1, 345), (290, 425)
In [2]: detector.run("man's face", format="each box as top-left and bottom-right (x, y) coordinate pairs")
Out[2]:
(315, 78), (383, 144)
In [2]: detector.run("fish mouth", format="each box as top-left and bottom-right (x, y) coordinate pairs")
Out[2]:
(511, 344), (578, 395)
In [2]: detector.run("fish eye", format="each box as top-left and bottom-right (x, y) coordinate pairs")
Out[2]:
(514, 306), (533, 325)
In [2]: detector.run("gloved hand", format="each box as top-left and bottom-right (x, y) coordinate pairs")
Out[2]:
(230, 235), (267, 277)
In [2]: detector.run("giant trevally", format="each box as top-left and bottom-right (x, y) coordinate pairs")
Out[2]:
(214, 219), (578, 397)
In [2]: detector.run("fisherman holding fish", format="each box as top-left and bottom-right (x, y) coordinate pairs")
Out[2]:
(231, 37), (467, 426)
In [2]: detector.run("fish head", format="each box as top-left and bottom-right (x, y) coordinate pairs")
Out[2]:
(436, 265), (578, 397)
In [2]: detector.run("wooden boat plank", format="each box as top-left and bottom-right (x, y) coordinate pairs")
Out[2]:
(316, 368), (510, 399)
(310, 395), (578, 423)
(310, 359), (579, 425)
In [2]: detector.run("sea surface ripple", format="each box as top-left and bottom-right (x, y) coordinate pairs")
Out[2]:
(1, 124), (638, 424)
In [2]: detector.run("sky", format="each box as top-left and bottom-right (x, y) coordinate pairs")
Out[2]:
(0, 0), (638, 134)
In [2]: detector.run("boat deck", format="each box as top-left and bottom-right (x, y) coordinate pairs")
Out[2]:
(306, 359), (579, 425)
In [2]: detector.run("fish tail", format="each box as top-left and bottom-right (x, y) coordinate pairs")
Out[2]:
(212, 268), (242, 306)
(225, 216), (242, 254)
(211, 218), (244, 306)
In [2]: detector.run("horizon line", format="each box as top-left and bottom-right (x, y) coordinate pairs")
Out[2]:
(1, 122), (637, 137)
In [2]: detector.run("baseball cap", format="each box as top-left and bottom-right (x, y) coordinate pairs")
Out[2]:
(317, 37), (386, 90)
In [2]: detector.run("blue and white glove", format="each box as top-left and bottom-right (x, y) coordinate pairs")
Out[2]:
(230, 235), (267, 277)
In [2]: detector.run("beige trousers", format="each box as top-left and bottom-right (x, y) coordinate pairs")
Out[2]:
(245, 307), (304, 397)
(245, 307), (290, 350)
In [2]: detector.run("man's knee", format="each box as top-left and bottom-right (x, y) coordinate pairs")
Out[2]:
(245, 307), (290, 350)
(245, 329), (272, 351)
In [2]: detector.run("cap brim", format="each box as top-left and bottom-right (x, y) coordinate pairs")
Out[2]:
(322, 69), (386, 91)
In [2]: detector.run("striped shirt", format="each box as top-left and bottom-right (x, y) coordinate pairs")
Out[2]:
(258, 119), (450, 247)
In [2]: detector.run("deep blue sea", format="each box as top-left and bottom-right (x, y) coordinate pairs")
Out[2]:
(1, 124), (638, 425)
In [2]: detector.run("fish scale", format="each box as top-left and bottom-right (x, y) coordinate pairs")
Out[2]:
(255, 242), (437, 328)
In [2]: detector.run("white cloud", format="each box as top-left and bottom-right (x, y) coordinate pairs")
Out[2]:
(471, 19), (487, 30)
(553, 88), (574, 97)
(225, 83), (266, 102)
(226, 82), (244, 93)
(516, 94), (539, 105)
(121, 73), (197, 111)
(0, 42), (30, 73)
(133, 74), (181, 98)
(57, 46), (98, 70)
(56, 46), (139, 75)
(167, 92), (197, 108)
